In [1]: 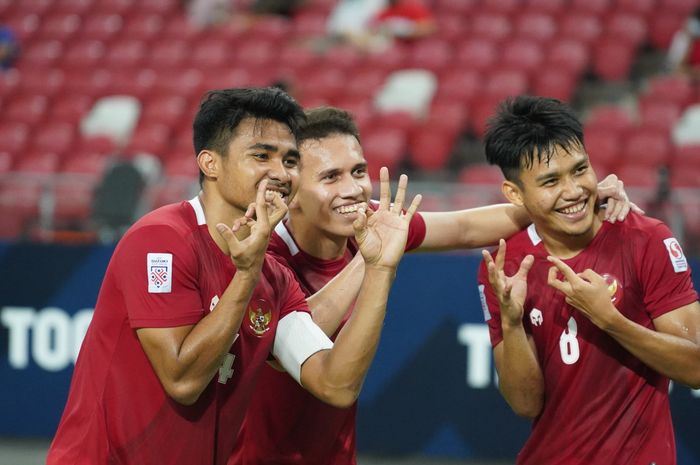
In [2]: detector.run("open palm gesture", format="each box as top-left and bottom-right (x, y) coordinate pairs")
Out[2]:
(482, 239), (534, 326)
(354, 167), (422, 270)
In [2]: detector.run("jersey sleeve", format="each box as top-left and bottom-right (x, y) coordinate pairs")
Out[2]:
(406, 211), (427, 251)
(636, 223), (698, 319)
(115, 224), (203, 328)
(477, 259), (504, 347)
(264, 257), (310, 318)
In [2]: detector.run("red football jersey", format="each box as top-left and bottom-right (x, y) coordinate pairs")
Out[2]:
(479, 213), (698, 465)
(48, 198), (308, 465)
(233, 211), (426, 465)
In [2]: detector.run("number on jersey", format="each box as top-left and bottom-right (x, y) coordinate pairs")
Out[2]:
(218, 353), (235, 384)
(559, 317), (580, 365)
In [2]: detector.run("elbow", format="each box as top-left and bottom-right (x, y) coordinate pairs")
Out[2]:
(165, 381), (203, 406)
(315, 384), (360, 408)
(511, 402), (543, 419)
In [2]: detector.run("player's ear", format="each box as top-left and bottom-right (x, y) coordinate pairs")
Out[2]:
(197, 150), (219, 180)
(502, 180), (524, 207)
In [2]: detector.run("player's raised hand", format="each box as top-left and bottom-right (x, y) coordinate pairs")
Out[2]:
(216, 179), (283, 272)
(597, 174), (644, 223)
(481, 239), (534, 327)
(354, 167), (421, 270)
(546, 256), (619, 328)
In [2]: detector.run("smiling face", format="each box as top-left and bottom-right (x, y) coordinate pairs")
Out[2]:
(202, 117), (300, 214)
(505, 143), (601, 250)
(290, 133), (372, 241)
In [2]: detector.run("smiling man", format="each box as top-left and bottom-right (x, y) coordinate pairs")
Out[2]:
(233, 106), (642, 465)
(47, 88), (421, 465)
(479, 95), (700, 465)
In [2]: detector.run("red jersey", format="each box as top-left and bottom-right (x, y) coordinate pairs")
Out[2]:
(478, 213), (698, 465)
(48, 198), (309, 465)
(234, 211), (426, 465)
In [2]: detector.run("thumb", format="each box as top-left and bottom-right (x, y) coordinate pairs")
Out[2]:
(353, 206), (368, 241)
(216, 223), (239, 248)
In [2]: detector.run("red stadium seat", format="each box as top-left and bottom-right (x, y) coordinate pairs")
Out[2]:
(278, 43), (321, 72)
(140, 95), (190, 127)
(648, 13), (685, 49)
(515, 13), (557, 43)
(75, 135), (117, 156)
(163, 153), (197, 178)
(61, 150), (110, 175)
(0, 151), (13, 174)
(14, 151), (61, 175)
(91, 0), (135, 15)
(436, 67), (484, 103)
(190, 40), (230, 68)
(469, 96), (503, 138)
(434, 14), (469, 43)
(121, 13), (165, 42)
(429, 98), (469, 133)
(21, 40), (64, 69)
(125, 123), (172, 159)
(583, 128), (623, 169)
(593, 40), (635, 81)
(63, 40), (106, 69)
(104, 38), (148, 68)
(484, 69), (529, 100)
(360, 127), (407, 176)
(559, 13), (602, 43)
(135, 0), (174, 15)
(527, 0), (566, 14)
(481, 0), (520, 14)
(342, 68), (386, 98)
(615, 0), (656, 15)
(160, 14), (203, 41)
(408, 124), (457, 172)
(644, 75), (695, 108)
(53, 175), (99, 224)
(547, 39), (590, 75)
(19, 68), (66, 97)
(293, 11), (327, 37)
(659, 0), (698, 16)
(247, 16), (293, 43)
(0, 122), (30, 153)
(377, 111), (419, 133)
(364, 44), (409, 71)
(470, 12), (512, 42)
(330, 96), (375, 129)
(149, 39), (189, 69)
(454, 38), (498, 71)
(638, 100), (682, 132)
(3, 94), (49, 126)
(4, 12), (41, 42)
(532, 70), (577, 102)
(605, 12), (648, 46)
(30, 122), (77, 157)
(297, 68), (346, 101)
(570, 0), (612, 14)
(434, 0), (478, 16)
(35, 13), (82, 42)
(234, 39), (276, 67)
(672, 144), (700, 170)
(321, 45), (364, 70)
(501, 40), (545, 74)
(612, 164), (660, 188)
(200, 68), (254, 92)
(109, 68), (157, 99)
(585, 105), (635, 132)
(458, 164), (504, 186)
(80, 13), (124, 41)
(670, 164), (700, 188)
(622, 130), (672, 167)
(53, 0), (95, 15)
(407, 39), (453, 72)
(13, 0), (54, 15)
(62, 68), (113, 98)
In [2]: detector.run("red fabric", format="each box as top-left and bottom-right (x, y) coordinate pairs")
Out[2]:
(478, 213), (697, 465)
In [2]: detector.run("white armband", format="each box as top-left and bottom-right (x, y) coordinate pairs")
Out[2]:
(273, 311), (333, 384)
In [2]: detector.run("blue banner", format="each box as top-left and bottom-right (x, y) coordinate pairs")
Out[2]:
(1, 243), (699, 464)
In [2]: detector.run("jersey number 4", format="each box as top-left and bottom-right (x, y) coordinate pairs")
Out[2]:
(559, 317), (580, 364)
(218, 353), (235, 384)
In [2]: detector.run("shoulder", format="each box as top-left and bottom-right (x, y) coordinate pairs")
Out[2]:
(616, 212), (677, 246)
(117, 202), (197, 256)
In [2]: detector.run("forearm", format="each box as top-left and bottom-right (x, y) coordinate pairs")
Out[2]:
(419, 204), (530, 251)
(311, 266), (394, 405)
(152, 269), (259, 404)
(307, 253), (365, 336)
(496, 324), (544, 418)
(603, 313), (700, 388)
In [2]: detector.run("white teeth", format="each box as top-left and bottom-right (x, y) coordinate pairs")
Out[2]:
(560, 202), (585, 215)
(334, 202), (367, 215)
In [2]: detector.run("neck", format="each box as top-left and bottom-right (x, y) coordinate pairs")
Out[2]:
(198, 189), (247, 255)
(539, 217), (603, 259)
(287, 215), (349, 260)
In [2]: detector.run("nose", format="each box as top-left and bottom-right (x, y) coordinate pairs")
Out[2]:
(267, 158), (292, 183)
(561, 176), (584, 199)
(339, 175), (363, 198)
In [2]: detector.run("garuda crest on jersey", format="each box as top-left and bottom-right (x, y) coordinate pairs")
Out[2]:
(248, 302), (272, 336)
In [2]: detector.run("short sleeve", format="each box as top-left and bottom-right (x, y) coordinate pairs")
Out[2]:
(477, 259), (504, 347)
(637, 223), (698, 318)
(406, 211), (427, 251)
(115, 225), (204, 328)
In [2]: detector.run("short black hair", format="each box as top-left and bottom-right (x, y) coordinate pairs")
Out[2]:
(484, 96), (584, 185)
(192, 87), (305, 183)
(297, 106), (361, 144)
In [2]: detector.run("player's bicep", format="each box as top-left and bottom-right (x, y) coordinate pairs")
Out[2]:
(653, 301), (700, 345)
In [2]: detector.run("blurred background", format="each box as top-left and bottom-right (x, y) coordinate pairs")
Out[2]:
(1, 0), (699, 464)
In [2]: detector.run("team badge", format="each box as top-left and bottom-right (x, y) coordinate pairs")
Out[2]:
(147, 253), (172, 293)
(248, 299), (272, 336)
(602, 273), (623, 305)
(663, 238), (688, 273)
(530, 308), (543, 326)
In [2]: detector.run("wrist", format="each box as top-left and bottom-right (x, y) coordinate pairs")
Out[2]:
(365, 263), (397, 276)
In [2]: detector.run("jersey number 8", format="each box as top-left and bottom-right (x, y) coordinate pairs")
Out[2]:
(559, 317), (580, 364)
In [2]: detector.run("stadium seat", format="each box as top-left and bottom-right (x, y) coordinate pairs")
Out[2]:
(342, 68), (386, 99)
(615, 0), (656, 15)
(298, 68), (346, 102)
(436, 67), (483, 103)
(593, 40), (635, 81)
(121, 13), (165, 42)
(454, 37), (498, 71)
(247, 15), (292, 43)
(92, 0), (135, 15)
(471, 12), (512, 42)
(481, 0), (520, 15)
(35, 13), (82, 42)
(4, 12), (41, 42)
(648, 13), (685, 49)
(583, 128), (623, 169)
(622, 130), (672, 167)
(659, 0), (698, 16)
(235, 39), (276, 67)
(559, 13), (602, 43)
(611, 164), (661, 188)
(31, 122), (77, 157)
(163, 153), (197, 178)
(527, 0), (566, 14)
(484, 69), (529, 100)
(104, 38), (148, 68)
(140, 95), (190, 127)
(160, 14), (203, 41)
(149, 39), (189, 69)
(19, 68), (66, 97)
(605, 12), (648, 46)
(570, 0), (612, 14)
(293, 11), (328, 37)
(458, 164), (504, 186)
(125, 123), (172, 159)
(672, 144), (700, 170)
(644, 75), (695, 108)
(639, 100), (682, 132)
(53, 0), (95, 15)
(14, 151), (61, 175)
(501, 39), (545, 74)
(62, 68), (112, 97)
(80, 13), (124, 41)
(364, 44), (409, 71)
(428, 98), (470, 133)
(12, 0), (54, 15)
(434, 14), (469, 43)
(63, 40), (106, 69)
(546, 39), (590, 75)
(670, 164), (700, 188)
(407, 39), (453, 72)
(469, 96), (503, 138)
(0, 122), (30, 153)
(321, 44), (364, 70)
(135, 0), (176, 15)
(190, 40), (230, 68)
(532, 70), (577, 102)
(2, 94), (49, 126)
(434, 0), (477, 16)
(360, 126), (407, 176)
(109, 68), (157, 100)
(0, 151), (13, 174)
(21, 40), (64, 69)
(515, 13), (557, 43)
(408, 124), (457, 172)
(585, 105), (635, 132)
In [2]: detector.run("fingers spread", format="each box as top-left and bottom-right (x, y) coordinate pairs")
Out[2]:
(379, 166), (391, 211)
(404, 194), (422, 220)
(392, 173), (408, 213)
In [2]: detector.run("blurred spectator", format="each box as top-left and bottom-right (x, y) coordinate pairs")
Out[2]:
(250, 0), (304, 17)
(667, 7), (700, 79)
(371, 0), (435, 41)
(327, 0), (389, 51)
(0, 25), (18, 71)
(185, 0), (233, 27)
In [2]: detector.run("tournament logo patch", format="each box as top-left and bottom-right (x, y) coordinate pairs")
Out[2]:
(602, 273), (623, 305)
(147, 253), (172, 293)
(663, 238), (688, 273)
(248, 298), (272, 337)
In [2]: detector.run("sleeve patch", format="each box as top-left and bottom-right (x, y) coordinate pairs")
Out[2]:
(663, 238), (688, 273)
(478, 284), (492, 321)
(147, 253), (173, 293)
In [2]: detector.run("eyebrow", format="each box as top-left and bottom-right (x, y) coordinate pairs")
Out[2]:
(534, 157), (588, 183)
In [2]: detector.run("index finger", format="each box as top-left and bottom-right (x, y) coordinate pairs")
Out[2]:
(254, 179), (270, 229)
(378, 166), (391, 211)
(546, 256), (578, 282)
